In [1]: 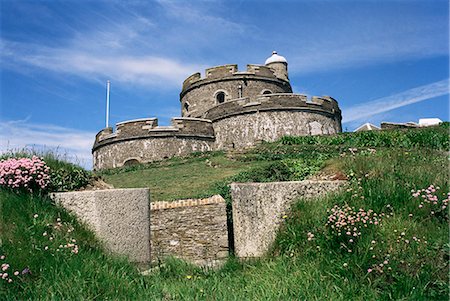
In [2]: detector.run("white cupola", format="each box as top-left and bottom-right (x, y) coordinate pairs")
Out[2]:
(264, 51), (289, 82)
(265, 51), (288, 65)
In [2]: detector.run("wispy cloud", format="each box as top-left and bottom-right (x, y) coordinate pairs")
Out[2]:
(2, 1), (446, 82)
(0, 1), (254, 87)
(156, 0), (247, 34)
(1, 39), (202, 88)
(342, 79), (449, 123)
(0, 120), (95, 169)
(289, 38), (447, 74)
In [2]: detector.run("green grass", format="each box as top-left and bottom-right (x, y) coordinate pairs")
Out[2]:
(281, 122), (449, 149)
(1, 124), (449, 300)
(100, 145), (338, 202)
(100, 152), (265, 201)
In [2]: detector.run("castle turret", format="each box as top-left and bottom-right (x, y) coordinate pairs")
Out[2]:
(265, 51), (289, 82)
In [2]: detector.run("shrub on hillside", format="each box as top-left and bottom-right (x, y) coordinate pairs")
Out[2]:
(48, 167), (92, 192)
(412, 185), (449, 221)
(0, 156), (50, 192)
(326, 204), (383, 253)
(0, 153), (93, 193)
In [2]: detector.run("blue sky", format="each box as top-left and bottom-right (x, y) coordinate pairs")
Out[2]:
(1, 0), (448, 168)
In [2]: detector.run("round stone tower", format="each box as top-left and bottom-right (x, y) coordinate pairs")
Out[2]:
(179, 53), (293, 118)
(265, 51), (289, 82)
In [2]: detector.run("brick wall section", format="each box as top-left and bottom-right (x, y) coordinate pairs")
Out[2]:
(150, 195), (229, 266)
(231, 180), (346, 258)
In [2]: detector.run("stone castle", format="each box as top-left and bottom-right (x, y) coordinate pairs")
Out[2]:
(93, 52), (342, 170)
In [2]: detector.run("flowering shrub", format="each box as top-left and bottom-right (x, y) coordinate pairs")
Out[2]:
(33, 214), (80, 255)
(326, 204), (383, 252)
(0, 156), (50, 192)
(0, 255), (29, 284)
(411, 185), (449, 220)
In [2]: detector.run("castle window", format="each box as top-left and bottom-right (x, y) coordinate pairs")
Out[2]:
(262, 90), (272, 95)
(216, 91), (226, 104)
(184, 102), (189, 112)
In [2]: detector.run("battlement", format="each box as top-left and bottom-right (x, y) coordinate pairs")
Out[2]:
(182, 64), (282, 92)
(202, 94), (341, 122)
(93, 53), (343, 170)
(93, 117), (214, 151)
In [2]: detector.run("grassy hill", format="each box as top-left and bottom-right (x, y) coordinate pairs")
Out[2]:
(1, 124), (449, 300)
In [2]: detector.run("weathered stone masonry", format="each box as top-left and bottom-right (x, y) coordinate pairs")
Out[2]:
(51, 181), (345, 265)
(51, 188), (151, 263)
(150, 195), (228, 266)
(231, 180), (346, 258)
(92, 52), (342, 170)
(93, 117), (215, 170)
(51, 191), (229, 265)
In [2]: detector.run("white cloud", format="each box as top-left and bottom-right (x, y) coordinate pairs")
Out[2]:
(0, 1), (446, 85)
(0, 120), (95, 169)
(342, 79), (449, 123)
(0, 1), (251, 87)
(1, 39), (202, 88)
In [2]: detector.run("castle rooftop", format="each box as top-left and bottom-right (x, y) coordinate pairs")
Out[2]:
(265, 51), (287, 65)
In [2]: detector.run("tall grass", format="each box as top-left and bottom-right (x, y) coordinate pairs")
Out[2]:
(275, 148), (449, 300)
(1, 125), (449, 299)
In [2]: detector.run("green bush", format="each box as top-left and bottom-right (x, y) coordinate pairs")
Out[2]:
(48, 167), (92, 192)
(0, 150), (93, 192)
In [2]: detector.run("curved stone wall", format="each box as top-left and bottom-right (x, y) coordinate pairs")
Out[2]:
(93, 117), (215, 170)
(93, 137), (214, 170)
(213, 111), (340, 150)
(206, 94), (342, 149)
(180, 64), (291, 118)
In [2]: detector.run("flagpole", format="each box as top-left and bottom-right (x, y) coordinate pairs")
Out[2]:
(106, 80), (110, 128)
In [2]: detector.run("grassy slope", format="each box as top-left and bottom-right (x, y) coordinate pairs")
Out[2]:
(100, 146), (339, 202)
(100, 152), (262, 202)
(1, 125), (449, 300)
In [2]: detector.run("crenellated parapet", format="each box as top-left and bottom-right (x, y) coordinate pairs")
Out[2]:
(93, 117), (215, 151)
(92, 52), (343, 170)
(202, 94), (342, 122)
(180, 64), (292, 118)
(181, 64), (286, 92)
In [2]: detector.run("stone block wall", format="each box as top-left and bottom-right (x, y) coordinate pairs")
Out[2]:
(213, 110), (341, 150)
(230, 180), (346, 258)
(180, 77), (291, 118)
(93, 136), (214, 170)
(51, 191), (229, 266)
(150, 195), (229, 266)
(51, 188), (151, 263)
(92, 117), (215, 170)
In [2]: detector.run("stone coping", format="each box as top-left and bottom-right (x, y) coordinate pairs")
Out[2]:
(150, 195), (225, 210)
(116, 118), (157, 126)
